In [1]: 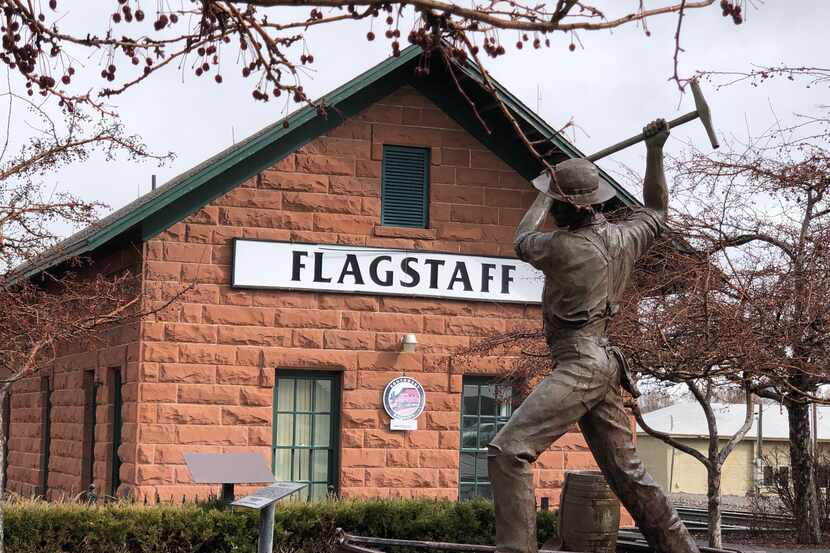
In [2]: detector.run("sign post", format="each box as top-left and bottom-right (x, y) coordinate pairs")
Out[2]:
(232, 482), (306, 553)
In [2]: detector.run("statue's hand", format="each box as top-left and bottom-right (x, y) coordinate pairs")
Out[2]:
(644, 118), (670, 150)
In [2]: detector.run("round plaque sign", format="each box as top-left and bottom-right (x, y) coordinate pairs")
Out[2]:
(382, 376), (426, 421)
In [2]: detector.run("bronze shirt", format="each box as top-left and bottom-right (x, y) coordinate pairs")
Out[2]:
(514, 209), (663, 339)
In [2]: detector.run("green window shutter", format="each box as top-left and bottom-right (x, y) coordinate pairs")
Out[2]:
(381, 145), (430, 228)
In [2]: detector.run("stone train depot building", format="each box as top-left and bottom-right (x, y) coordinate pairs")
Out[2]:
(4, 45), (641, 508)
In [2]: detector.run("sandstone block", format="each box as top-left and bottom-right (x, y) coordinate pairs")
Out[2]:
(387, 449), (420, 468)
(177, 425), (248, 446)
(158, 364), (216, 384)
(157, 404), (220, 425)
(222, 406), (271, 426)
(178, 384), (239, 405)
(274, 309), (340, 329)
(203, 305), (269, 326)
(342, 409), (379, 429)
(420, 449), (459, 469)
(260, 171), (328, 193)
(364, 429), (405, 448)
(292, 329), (324, 348)
(141, 383), (178, 403)
(164, 324), (217, 344)
(216, 365), (260, 386)
(360, 312), (423, 333)
(366, 467), (437, 488)
(323, 331), (375, 350)
(426, 412), (458, 431)
(241, 387), (273, 407)
(341, 448), (386, 468)
(296, 154), (354, 176)
(357, 351), (422, 372)
(341, 428), (364, 448)
(143, 343), (178, 363)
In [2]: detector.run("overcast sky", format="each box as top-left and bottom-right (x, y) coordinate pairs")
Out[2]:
(6, 1), (830, 229)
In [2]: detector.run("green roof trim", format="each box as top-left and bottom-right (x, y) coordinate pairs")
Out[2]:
(11, 44), (637, 281)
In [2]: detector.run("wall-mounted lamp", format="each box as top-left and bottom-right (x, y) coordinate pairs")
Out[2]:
(401, 333), (418, 353)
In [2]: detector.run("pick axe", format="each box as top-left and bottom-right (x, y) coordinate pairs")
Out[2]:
(533, 79), (719, 193)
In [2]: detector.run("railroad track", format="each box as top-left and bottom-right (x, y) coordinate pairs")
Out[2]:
(674, 506), (794, 530)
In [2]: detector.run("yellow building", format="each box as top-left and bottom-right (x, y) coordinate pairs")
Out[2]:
(636, 402), (830, 496)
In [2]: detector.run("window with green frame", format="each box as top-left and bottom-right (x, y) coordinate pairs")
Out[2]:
(273, 371), (340, 501)
(459, 376), (512, 500)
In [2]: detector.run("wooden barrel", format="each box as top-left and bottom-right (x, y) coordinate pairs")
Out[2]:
(558, 471), (620, 553)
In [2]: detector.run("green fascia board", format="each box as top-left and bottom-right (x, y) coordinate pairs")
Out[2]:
(11, 43), (637, 281)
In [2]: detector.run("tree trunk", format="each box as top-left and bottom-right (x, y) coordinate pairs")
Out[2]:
(707, 465), (722, 549)
(788, 400), (822, 544)
(0, 384), (7, 553)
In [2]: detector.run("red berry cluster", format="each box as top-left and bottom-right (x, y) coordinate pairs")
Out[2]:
(482, 36), (506, 58)
(111, 1), (152, 24)
(407, 28), (436, 51)
(720, 0), (743, 24)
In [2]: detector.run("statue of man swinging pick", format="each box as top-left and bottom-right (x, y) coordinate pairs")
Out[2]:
(487, 119), (701, 553)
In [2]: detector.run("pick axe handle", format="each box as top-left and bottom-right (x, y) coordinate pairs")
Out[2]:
(585, 111), (699, 162)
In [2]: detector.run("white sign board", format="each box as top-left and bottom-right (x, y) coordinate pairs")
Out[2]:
(390, 419), (418, 431)
(232, 240), (544, 304)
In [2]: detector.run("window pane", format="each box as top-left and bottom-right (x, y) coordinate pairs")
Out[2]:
(460, 452), (476, 482)
(459, 483), (476, 501)
(462, 385), (479, 415)
(312, 450), (329, 481)
(314, 380), (331, 413)
(462, 415), (479, 431)
(293, 449), (310, 481)
(475, 452), (489, 480)
(277, 379), (294, 412)
(480, 385), (497, 416)
(275, 414), (294, 446)
(461, 427), (478, 450)
(296, 380), (312, 412)
(497, 385), (512, 417)
(311, 483), (328, 501)
(477, 483), (492, 499)
(314, 415), (331, 446)
(295, 414), (312, 446)
(479, 420), (497, 448)
(274, 449), (291, 480)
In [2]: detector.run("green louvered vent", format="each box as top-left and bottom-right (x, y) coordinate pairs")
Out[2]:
(381, 145), (430, 228)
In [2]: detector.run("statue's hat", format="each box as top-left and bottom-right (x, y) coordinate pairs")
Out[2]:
(531, 158), (615, 206)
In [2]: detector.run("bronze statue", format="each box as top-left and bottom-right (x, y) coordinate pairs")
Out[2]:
(488, 120), (701, 553)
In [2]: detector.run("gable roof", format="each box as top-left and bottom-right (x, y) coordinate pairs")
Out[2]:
(636, 402), (830, 441)
(9, 44), (638, 282)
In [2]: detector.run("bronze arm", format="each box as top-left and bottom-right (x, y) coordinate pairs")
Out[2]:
(513, 192), (553, 256)
(643, 119), (670, 219)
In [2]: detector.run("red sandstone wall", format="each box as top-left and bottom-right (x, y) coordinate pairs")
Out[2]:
(5, 249), (141, 499)
(138, 85), (598, 503)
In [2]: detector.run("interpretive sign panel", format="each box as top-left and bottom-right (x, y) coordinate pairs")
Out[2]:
(184, 452), (275, 484)
(231, 482), (307, 510)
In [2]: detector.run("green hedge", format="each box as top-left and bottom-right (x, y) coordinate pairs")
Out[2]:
(4, 498), (558, 553)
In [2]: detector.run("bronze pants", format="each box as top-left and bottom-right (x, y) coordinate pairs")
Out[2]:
(488, 337), (699, 553)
